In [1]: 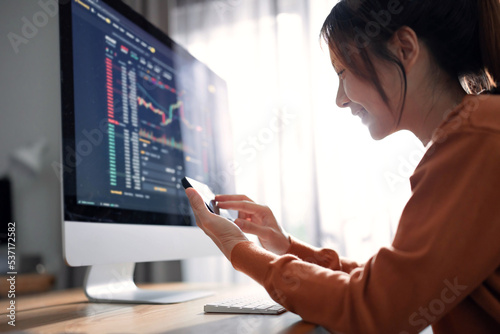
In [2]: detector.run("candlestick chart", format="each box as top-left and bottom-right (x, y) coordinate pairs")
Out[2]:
(103, 47), (212, 199)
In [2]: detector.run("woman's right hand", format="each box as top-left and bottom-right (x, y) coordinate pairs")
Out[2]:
(215, 195), (290, 255)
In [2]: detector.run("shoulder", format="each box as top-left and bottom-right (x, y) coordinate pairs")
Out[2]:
(410, 95), (500, 189)
(466, 94), (500, 132)
(435, 94), (500, 139)
(425, 94), (500, 157)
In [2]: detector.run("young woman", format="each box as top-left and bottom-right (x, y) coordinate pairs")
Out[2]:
(185, 0), (500, 333)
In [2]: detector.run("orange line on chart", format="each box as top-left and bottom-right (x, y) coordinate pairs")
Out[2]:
(137, 96), (202, 131)
(75, 0), (90, 10)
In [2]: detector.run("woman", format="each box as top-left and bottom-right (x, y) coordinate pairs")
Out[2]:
(185, 0), (500, 333)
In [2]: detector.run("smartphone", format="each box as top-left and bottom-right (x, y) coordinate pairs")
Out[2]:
(181, 177), (235, 221)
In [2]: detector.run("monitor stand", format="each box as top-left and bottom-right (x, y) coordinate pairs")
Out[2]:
(83, 263), (213, 304)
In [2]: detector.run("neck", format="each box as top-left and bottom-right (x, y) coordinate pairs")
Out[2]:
(402, 80), (467, 146)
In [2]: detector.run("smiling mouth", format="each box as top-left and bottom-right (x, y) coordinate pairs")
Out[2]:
(352, 108), (367, 119)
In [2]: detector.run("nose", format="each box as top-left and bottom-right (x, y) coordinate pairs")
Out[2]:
(336, 82), (350, 108)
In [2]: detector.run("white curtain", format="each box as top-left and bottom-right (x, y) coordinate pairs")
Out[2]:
(167, 0), (326, 246)
(126, 0), (424, 278)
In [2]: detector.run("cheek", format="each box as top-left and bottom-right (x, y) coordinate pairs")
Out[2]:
(343, 77), (379, 109)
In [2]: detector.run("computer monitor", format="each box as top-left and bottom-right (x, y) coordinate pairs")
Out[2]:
(59, 0), (234, 303)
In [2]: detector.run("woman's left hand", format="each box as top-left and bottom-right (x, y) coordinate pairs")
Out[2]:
(185, 188), (248, 261)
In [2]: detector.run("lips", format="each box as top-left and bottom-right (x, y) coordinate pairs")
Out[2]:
(351, 108), (369, 124)
(352, 108), (366, 117)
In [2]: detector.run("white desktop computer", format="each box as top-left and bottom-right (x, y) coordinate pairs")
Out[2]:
(59, 0), (234, 303)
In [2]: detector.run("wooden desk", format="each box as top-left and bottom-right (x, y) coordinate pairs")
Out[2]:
(0, 282), (323, 333)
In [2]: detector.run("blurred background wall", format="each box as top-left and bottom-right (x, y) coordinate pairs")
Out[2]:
(1, 0), (65, 287)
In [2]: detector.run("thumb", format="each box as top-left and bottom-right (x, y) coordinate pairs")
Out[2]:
(185, 188), (211, 217)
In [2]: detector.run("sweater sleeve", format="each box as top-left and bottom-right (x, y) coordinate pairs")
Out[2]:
(285, 236), (362, 274)
(231, 131), (500, 334)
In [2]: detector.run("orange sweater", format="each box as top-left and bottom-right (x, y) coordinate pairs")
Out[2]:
(231, 94), (500, 334)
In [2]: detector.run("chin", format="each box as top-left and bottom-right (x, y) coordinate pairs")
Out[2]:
(367, 125), (391, 141)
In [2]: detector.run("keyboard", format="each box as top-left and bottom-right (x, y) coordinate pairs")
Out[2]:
(204, 294), (287, 315)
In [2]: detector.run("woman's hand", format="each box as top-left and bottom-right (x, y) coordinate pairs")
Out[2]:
(215, 195), (290, 255)
(185, 188), (248, 261)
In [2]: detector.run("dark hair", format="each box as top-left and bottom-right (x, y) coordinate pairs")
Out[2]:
(320, 0), (500, 122)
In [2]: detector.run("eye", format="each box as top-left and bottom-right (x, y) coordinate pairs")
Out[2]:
(337, 69), (346, 79)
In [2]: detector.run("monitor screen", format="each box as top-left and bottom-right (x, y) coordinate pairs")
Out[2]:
(61, 0), (230, 227)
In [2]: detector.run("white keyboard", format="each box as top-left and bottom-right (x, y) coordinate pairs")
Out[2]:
(204, 294), (286, 315)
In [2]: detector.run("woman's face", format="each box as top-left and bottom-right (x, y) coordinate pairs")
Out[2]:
(331, 48), (403, 140)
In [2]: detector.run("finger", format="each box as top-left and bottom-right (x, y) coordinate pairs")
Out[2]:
(217, 201), (266, 223)
(215, 194), (254, 203)
(237, 212), (252, 221)
(185, 188), (212, 219)
(234, 218), (268, 236)
(217, 201), (262, 213)
(217, 200), (266, 214)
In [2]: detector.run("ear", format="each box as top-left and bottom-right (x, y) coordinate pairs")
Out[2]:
(389, 26), (420, 73)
